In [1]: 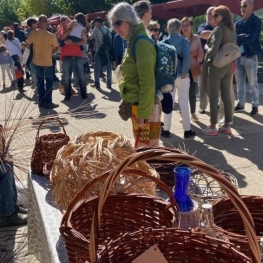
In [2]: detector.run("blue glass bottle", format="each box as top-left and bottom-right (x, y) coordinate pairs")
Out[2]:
(173, 166), (194, 212)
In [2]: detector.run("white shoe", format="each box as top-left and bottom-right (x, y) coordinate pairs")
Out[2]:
(218, 118), (233, 128)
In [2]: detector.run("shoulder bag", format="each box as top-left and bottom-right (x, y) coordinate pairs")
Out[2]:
(213, 27), (241, 68)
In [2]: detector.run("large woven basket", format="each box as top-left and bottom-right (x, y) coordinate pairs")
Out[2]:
(136, 146), (239, 203)
(95, 228), (251, 263)
(60, 168), (178, 263)
(212, 195), (263, 259)
(51, 132), (159, 211)
(89, 148), (260, 263)
(31, 117), (70, 175)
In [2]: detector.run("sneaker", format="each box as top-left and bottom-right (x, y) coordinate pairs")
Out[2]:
(250, 107), (258, 117)
(184, 129), (196, 138)
(38, 103), (45, 108)
(218, 118), (233, 127)
(234, 104), (244, 112)
(106, 86), (112, 89)
(0, 213), (27, 227)
(191, 113), (199, 122)
(45, 102), (59, 109)
(91, 84), (100, 89)
(218, 125), (232, 134)
(199, 109), (206, 114)
(18, 88), (25, 93)
(63, 96), (70, 101)
(15, 204), (27, 214)
(161, 130), (170, 138)
(202, 126), (218, 136)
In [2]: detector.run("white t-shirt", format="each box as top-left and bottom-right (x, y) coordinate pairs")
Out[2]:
(5, 38), (22, 57)
(70, 21), (84, 39)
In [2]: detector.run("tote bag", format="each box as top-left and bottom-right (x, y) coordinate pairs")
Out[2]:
(213, 27), (241, 68)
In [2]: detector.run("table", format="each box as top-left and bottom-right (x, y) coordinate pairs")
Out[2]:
(28, 170), (69, 263)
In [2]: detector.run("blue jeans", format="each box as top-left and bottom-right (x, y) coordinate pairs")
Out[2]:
(29, 62), (37, 86)
(0, 163), (17, 217)
(235, 56), (259, 107)
(63, 56), (86, 98)
(34, 65), (54, 105)
(94, 52), (112, 87)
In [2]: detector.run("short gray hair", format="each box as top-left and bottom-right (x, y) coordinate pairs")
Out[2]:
(108, 2), (139, 27)
(242, 0), (254, 6)
(167, 18), (181, 34)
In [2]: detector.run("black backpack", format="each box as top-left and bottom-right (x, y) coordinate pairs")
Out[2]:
(98, 27), (114, 66)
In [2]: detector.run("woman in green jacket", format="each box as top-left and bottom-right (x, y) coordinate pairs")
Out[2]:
(108, 2), (161, 148)
(202, 5), (237, 136)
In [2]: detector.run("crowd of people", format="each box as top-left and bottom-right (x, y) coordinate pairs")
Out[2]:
(0, 0), (262, 226)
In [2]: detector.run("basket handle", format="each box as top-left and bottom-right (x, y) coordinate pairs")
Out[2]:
(61, 168), (178, 228)
(89, 149), (260, 263)
(36, 117), (67, 139)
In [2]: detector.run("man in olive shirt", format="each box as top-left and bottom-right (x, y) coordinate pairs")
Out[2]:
(26, 15), (59, 109)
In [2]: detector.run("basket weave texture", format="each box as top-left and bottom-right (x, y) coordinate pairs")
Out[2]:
(212, 195), (263, 259)
(88, 148), (260, 263)
(136, 146), (239, 203)
(51, 132), (158, 211)
(31, 118), (70, 175)
(60, 169), (178, 263)
(96, 228), (251, 263)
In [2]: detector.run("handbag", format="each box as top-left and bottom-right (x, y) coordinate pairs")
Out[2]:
(31, 117), (70, 175)
(190, 64), (202, 77)
(118, 100), (132, 121)
(213, 27), (241, 68)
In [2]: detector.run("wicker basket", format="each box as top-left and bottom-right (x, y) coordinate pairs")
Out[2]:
(89, 148), (260, 263)
(212, 195), (263, 259)
(43, 160), (53, 180)
(51, 132), (159, 211)
(31, 117), (70, 175)
(95, 228), (250, 263)
(136, 146), (239, 203)
(60, 168), (178, 263)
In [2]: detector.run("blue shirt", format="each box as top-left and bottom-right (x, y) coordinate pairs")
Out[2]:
(235, 13), (262, 56)
(164, 33), (190, 78)
(197, 22), (214, 51)
(113, 34), (126, 57)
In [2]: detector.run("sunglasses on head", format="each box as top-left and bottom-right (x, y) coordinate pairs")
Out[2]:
(240, 4), (247, 8)
(112, 20), (123, 28)
(213, 14), (220, 18)
(150, 28), (160, 32)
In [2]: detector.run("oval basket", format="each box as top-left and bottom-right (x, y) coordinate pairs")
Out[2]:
(95, 228), (250, 263)
(60, 168), (178, 263)
(212, 195), (263, 259)
(89, 148), (260, 263)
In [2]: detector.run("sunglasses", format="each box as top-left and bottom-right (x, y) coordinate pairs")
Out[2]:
(112, 20), (123, 28)
(240, 4), (247, 8)
(60, 19), (66, 22)
(150, 28), (160, 32)
(213, 14), (220, 18)
(240, 5), (247, 8)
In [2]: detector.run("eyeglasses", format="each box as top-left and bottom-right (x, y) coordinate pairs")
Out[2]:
(182, 24), (191, 28)
(150, 28), (160, 32)
(112, 20), (123, 28)
(212, 14), (220, 18)
(240, 4), (247, 8)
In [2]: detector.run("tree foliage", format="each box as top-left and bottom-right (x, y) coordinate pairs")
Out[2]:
(0, 0), (21, 28)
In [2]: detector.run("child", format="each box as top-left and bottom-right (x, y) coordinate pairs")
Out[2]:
(59, 13), (86, 54)
(15, 67), (24, 93)
(0, 45), (13, 88)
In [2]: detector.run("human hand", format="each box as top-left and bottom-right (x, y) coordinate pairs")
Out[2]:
(137, 118), (149, 128)
(64, 39), (73, 45)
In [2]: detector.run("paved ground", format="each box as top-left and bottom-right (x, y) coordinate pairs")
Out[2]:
(0, 65), (263, 262)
